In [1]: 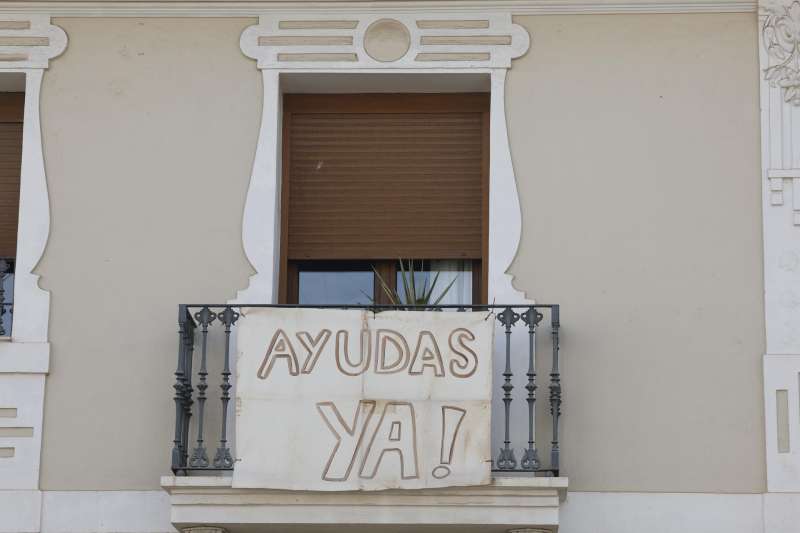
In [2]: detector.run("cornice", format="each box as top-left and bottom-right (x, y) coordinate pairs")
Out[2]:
(0, 1), (757, 17)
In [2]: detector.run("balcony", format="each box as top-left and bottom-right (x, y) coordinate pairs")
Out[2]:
(161, 304), (568, 532)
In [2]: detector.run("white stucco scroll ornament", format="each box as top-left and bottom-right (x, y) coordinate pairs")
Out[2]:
(762, 0), (800, 105)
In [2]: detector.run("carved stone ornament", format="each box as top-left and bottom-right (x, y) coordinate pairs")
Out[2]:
(763, 0), (800, 105)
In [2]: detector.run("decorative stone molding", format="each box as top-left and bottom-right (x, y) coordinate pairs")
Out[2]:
(762, 0), (800, 105)
(240, 14), (529, 69)
(0, 15), (66, 70)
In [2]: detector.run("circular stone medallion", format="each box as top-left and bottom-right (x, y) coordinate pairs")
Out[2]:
(364, 19), (411, 62)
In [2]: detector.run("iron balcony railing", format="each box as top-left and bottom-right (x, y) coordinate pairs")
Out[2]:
(171, 303), (562, 477)
(0, 258), (13, 336)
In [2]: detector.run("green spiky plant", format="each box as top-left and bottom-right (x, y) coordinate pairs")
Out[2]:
(370, 259), (458, 307)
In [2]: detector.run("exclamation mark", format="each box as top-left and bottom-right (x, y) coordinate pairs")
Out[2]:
(432, 406), (467, 479)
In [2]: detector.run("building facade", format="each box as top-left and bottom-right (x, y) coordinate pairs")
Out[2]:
(0, 0), (796, 532)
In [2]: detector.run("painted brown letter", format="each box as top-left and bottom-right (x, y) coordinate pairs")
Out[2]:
(297, 329), (332, 373)
(359, 402), (419, 480)
(409, 330), (445, 377)
(317, 400), (376, 481)
(374, 329), (410, 374)
(257, 329), (300, 379)
(336, 329), (371, 376)
(448, 328), (478, 378)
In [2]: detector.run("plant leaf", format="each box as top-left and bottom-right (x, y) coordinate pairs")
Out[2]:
(431, 274), (459, 306)
(372, 265), (398, 305)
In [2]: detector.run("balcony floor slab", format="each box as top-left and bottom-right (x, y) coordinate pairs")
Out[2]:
(161, 475), (568, 533)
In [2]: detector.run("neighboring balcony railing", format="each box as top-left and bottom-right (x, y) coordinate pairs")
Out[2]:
(171, 303), (562, 477)
(0, 258), (13, 336)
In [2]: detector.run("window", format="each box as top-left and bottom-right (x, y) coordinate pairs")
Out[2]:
(278, 93), (489, 305)
(0, 92), (23, 335)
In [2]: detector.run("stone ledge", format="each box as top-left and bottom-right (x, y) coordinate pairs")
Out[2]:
(161, 476), (568, 533)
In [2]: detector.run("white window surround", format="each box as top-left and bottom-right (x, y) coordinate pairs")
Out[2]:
(0, 14), (66, 533)
(231, 13), (532, 307)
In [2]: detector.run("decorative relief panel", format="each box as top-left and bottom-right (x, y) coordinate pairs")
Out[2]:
(240, 13), (529, 69)
(0, 15), (66, 69)
(763, 0), (800, 105)
(761, 1), (800, 227)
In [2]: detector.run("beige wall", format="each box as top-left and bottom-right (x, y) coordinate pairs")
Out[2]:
(38, 18), (259, 490)
(36, 13), (764, 493)
(508, 14), (764, 492)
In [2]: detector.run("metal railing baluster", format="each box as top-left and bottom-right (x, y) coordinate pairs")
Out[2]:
(549, 305), (561, 476)
(520, 306), (542, 470)
(181, 319), (195, 469)
(189, 306), (215, 468)
(171, 306), (188, 473)
(213, 306), (238, 469)
(495, 306), (519, 470)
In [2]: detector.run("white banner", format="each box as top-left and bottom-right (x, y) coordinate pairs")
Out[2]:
(233, 308), (494, 491)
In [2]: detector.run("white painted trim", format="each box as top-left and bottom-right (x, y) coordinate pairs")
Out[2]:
(488, 68), (528, 304)
(231, 69), (281, 305)
(12, 69), (54, 344)
(0, 1), (758, 17)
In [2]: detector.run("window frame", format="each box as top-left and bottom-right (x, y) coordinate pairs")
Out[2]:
(278, 93), (490, 305)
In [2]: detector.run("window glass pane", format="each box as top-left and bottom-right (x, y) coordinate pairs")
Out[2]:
(298, 270), (374, 305)
(395, 260), (472, 306)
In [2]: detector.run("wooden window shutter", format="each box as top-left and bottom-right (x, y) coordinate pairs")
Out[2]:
(282, 94), (489, 261)
(0, 93), (23, 259)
